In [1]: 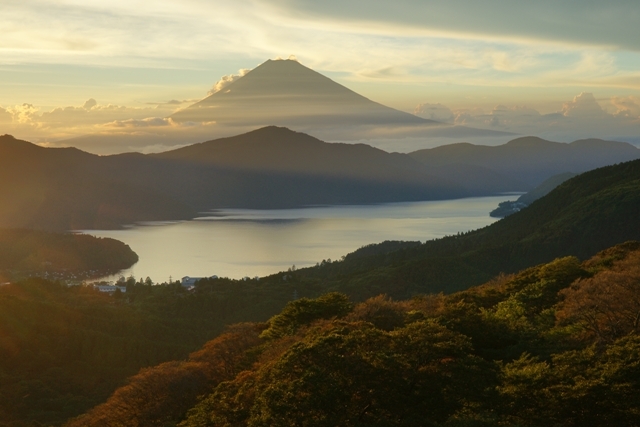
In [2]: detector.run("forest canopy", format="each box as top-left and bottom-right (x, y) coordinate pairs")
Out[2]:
(63, 241), (640, 427)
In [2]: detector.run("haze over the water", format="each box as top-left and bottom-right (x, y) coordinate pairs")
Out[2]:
(1, 1), (640, 153)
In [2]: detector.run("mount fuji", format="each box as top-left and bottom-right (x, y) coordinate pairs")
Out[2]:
(171, 59), (433, 128)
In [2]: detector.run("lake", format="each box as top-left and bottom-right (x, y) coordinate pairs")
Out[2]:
(82, 195), (515, 282)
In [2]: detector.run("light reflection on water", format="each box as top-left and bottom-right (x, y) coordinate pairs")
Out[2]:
(82, 196), (515, 282)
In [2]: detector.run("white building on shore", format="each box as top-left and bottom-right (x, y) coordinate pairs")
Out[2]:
(95, 285), (127, 294)
(181, 275), (218, 287)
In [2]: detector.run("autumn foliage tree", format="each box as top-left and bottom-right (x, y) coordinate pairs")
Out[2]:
(182, 320), (496, 427)
(557, 250), (640, 342)
(66, 323), (265, 427)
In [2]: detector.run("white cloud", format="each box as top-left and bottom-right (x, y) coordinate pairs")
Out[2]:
(483, 50), (537, 73)
(492, 105), (541, 117)
(103, 117), (175, 128)
(450, 107), (485, 126)
(34, 99), (178, 128)
(0, 98), (188, 144)
(274, 55), (299, 61)
(561, 92), (607, 118)
(449, 105), (543, 129)
(610, 96), (640, 119)
(416, 92), (640, 141)
(39, 106), (91, 127)
(413, 103), (454, 122)
(6, 103), (40, 125)
(207, 69), (252, 96)
(162, 99), (186, 106)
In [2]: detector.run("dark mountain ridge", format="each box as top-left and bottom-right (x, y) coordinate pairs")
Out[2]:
(0, 135), (193, 230)
(155, 126), (442, 183)
(3, 128), (639, 231)
(115, 127), (477, 211)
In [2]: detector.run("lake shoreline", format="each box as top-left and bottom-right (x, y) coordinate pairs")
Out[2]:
(82, 196), (515, 283)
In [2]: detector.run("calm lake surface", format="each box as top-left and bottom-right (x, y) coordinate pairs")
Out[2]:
(83, 196), (514, 282)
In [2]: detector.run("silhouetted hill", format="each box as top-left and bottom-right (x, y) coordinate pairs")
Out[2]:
(0, 135), (193, 230)
(140, 126), (485, 211)
(409, 136), (640, 188)
(430, 163), (526, 193)
(516, 172), (577, 205)
(153, 126), (474, 192)
(156, 127), (523, 192)
(0, 229), (138, 281)
(0, 278), (222, 427)
(490, 172), (578, 217)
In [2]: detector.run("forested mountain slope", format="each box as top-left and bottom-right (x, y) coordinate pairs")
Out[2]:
(67, 242), (640, 427)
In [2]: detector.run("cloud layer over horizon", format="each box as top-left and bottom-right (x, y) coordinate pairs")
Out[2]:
(415, 92), (640, 143)
(1, 88), (639, 155)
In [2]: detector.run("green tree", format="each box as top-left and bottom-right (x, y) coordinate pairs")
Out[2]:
(260, 292), (353, 339)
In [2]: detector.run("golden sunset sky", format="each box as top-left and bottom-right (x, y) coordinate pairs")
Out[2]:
(2, 0), (640, 152)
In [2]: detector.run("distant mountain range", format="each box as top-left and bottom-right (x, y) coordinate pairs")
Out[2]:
(1, 127), (638, 230)
(408, 136), (640, 188)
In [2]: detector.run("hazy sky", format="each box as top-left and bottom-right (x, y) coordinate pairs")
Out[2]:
(2, 0), (640, 150)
